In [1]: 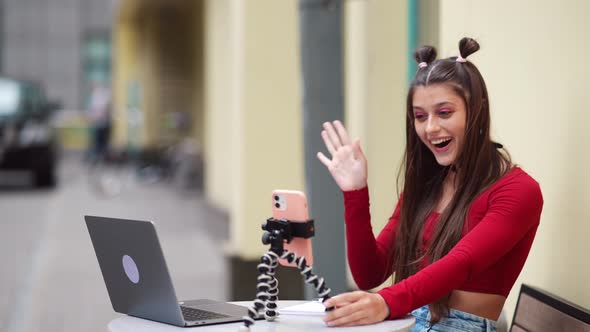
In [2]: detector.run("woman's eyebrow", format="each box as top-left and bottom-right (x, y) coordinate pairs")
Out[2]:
(434, 101), (455, 108)
(413, 101), (455, 111)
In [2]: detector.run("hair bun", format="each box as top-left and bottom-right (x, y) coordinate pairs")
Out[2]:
(458, 37), (480, 59)
(414, 46), (437, 67)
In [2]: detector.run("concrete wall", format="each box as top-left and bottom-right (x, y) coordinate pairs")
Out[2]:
(437, 0), (590, 322)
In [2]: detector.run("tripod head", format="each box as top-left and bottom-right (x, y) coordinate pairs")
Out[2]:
(261, 217), (314, 254)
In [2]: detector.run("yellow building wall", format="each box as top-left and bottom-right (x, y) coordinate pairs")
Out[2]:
(344, 0), (408, 289)
(203, 0), (234, 211)
(113, 2), (156, 149)
(438, 0), (590, 322)
(203, 0), (304, 259)
(112, 9), (139, 148)
(364, 1), (408, 232)
(115, 1), (200, 150)
(191, 2), (205, 148)
(237, 0), (305, 259)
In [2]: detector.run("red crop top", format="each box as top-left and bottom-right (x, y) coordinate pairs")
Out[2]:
(342, 167), (543, 319)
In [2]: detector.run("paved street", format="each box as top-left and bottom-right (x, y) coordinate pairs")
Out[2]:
(0, 153), (229, 332)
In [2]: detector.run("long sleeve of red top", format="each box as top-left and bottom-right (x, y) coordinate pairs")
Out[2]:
(342, 168), (543, 319)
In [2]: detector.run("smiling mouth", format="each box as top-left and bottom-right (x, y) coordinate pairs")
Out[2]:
(432, 138), (452, 149)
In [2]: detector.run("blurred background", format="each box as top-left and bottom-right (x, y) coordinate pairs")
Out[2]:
(0, 0), (588, 331)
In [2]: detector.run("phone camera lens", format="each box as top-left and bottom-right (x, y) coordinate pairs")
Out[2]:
(274, 195), (279, 201)
(275, 203), (280, 208)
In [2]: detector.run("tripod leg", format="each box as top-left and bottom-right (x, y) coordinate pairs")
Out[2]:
(281, 251), (334, 310)
(240, 250), (279, 330)
(263, 251), (279, 321)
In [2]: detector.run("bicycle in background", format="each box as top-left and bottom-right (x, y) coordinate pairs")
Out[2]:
(86, 138), (202, 198)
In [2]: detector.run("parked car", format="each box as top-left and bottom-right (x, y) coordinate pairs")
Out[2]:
(0, 77), (60, 187)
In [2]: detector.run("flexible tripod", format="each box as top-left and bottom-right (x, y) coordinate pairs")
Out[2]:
(239, 218), (334, 331)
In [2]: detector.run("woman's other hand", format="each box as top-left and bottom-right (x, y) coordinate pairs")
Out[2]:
(317, 120), (368, 191)
(322, 291), (390, 327)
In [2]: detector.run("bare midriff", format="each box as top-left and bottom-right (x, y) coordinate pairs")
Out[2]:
(448, 290), (506, 321)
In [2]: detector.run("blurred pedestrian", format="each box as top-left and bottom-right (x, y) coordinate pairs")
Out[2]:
(87, 83), (112, 162)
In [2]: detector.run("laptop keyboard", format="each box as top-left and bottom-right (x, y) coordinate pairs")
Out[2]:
(180, 306), (231, 321)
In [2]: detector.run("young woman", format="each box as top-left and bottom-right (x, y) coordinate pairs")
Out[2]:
(316, 37), (543, 331)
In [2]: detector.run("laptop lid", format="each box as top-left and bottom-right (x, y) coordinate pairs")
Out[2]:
(85, 215), (248, 327)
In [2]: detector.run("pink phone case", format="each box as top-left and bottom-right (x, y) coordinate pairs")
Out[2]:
(271, 190), (313, 267)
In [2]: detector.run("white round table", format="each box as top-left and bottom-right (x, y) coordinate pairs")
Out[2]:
(108, 301), (415, 332)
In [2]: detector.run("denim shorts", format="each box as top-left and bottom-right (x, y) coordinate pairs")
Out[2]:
(410, 305), (497, 332)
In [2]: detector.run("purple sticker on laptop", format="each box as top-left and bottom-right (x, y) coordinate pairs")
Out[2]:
(122, 254), (140, 284)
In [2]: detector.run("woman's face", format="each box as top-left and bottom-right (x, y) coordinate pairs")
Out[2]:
(412, 84), (467, 166)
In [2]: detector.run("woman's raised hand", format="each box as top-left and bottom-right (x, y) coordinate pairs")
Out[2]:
(317, 120), (368, 191)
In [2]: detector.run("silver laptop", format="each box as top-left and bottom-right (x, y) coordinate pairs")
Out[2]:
(85, 215), (257, 327)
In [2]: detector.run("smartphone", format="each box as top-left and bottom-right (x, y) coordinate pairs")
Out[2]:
(271, 190), (313, 267)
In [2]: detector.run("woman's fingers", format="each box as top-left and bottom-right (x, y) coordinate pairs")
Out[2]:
(323, 122), (343, 149)
(320, 120), (357, 159)
(323, 291), (388, 327)
(333, 120), (351, 146)
(330, 316), (367, 327)
(352, 138), (361, 160)
(323, 292), (363, 323)
(325, 308), (365, 327)
(316, 152), (331, 167)
(321, 130), (336, 155)
(324, 291), (362, 308)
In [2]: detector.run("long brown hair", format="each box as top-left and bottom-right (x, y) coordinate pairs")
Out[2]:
(393, 37), (512, 322)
